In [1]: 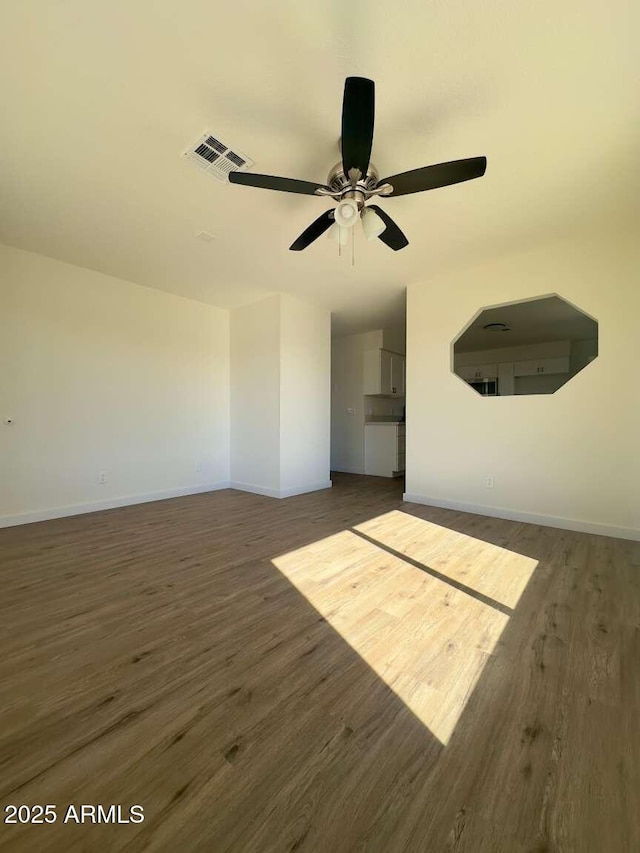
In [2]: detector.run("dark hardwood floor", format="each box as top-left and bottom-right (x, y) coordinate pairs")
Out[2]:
(0, 474), (638, 852)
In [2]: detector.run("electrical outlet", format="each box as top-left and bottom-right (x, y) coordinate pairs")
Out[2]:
(98, 471), (107, 485)
(346, 407), (356, 416)
(485, 476), (494, 489)
(195, 461), (203, 472)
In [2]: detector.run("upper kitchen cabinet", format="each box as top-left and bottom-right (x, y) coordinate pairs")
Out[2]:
(513, 356), (570, 376)
(363, 349), (406, 396)
(456, 363), (499, 381)
(391, 351), (405, 396)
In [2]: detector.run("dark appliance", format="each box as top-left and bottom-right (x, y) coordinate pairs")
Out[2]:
(468, 378), (498, 396)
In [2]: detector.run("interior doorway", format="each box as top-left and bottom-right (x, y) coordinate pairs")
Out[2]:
(329, 297), (406, 479)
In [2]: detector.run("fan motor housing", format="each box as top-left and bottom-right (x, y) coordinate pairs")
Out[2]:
(325, 162), (379, 205)
(316, 161), (394, 205)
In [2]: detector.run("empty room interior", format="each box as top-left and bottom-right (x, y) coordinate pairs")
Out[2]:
(1, 2), (639, 851)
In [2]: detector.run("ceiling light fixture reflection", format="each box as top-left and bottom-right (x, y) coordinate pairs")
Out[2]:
(482, 322), (510, 332)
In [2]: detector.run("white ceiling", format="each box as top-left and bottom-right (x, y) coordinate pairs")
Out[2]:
(1, 1), (638, 336)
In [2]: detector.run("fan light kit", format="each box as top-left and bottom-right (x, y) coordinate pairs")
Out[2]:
(334, 199), (359, 228)
(328, 222), (349, 246)
(361, 207), (386, 240)
(229, 77), (487, 256)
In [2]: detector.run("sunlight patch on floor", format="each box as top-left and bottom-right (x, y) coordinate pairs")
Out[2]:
(355, 510), (536, 609)
(272, 516), (538, 744)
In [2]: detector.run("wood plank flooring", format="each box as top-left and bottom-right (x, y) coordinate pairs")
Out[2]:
(0, 474), (638, 852)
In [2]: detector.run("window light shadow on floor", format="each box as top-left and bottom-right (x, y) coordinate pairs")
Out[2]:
(272, 511), (538, 744)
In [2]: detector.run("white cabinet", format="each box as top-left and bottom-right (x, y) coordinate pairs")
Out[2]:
(458, 357), (569, 388)
(391, 352), (405, 396)
(364, 423), (405, 477)
(497, 361), (515, 396)
(514, 357), (570, 376)
(380, 349), (393, 394)
(363, 349), (406, 396)
(456, 363), (498, 380)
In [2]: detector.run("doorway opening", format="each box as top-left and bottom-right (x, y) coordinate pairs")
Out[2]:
(329, 295), (406, 480)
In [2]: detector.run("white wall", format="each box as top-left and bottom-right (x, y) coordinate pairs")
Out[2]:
(230, 295), (281, 494)
(279, 295), (331, 495)
(382, 326), (406, 355)
(230, 294), (331, 498)
(405, 233), (640, 540)
(0, 244), (230, 525)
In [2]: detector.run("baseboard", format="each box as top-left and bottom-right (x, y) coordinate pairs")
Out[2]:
(229, 480), (333, 499)
(330, 466), (365, 475)
(402, 492), (640, 542)
(279, 481), (332, 499)
(0, 482), (231, 529)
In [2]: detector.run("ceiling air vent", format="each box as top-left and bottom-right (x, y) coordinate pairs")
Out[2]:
(183, 132), (254, 182)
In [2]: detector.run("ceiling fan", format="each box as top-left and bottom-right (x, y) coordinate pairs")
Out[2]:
(229, 77), (487, 252)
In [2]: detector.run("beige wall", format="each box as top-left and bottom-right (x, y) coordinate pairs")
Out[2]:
(231, 294), (331, 497)
(0, 244), (230, 525)
(1, 249), (332, 523)
(230, 295), (281, 493)
(279, 295), (331, 495)
(405, 232), (640, 540)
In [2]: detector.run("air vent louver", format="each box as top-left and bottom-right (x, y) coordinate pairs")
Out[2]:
(195, 144), (219, 163)
(225, 151), (246, 167)
(205, 136), (227, 154)
(184, 132), (254, 182)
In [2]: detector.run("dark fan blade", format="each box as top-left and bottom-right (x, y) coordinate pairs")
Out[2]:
(289, 210), (335, 251)
(341, 77), (375, 180)
(368, 205), (409, 251)
(380, 157), (487, 197)
(229, 171), (330, 196)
